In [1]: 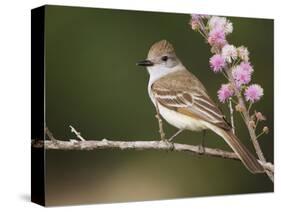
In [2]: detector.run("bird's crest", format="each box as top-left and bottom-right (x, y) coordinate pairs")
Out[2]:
(148, 40), (174, 59)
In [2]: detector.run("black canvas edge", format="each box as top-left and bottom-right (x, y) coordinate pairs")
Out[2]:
(31, 6), (46, 206)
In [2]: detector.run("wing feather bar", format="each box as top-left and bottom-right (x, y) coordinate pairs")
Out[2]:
(153, 89), (193, 108)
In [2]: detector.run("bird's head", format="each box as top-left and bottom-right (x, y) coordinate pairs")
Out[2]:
(137, 40), (182, 76)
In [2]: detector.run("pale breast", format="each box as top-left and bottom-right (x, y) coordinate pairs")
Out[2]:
(158, 103), (207, 131)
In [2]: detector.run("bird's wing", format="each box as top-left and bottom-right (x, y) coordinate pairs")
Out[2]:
(151, 70), (231, 130)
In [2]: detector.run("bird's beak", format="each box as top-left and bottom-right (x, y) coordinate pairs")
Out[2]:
(136, 59), (154, 66)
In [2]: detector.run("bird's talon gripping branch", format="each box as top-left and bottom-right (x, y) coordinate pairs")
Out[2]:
(165, 140), (175, 151)
(199, 130), (206, 154)
(198, 144), (205, 154)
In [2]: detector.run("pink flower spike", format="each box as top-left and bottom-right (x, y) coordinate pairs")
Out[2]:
(208, 28), (227, 48)
(244, 84), (264, 103)
(209, 54), (226, 73)
(217, 84), (234, 103)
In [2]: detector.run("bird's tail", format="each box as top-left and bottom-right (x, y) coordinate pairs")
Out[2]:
(207, 124), (264, 173)
(221, 130), (264, 173)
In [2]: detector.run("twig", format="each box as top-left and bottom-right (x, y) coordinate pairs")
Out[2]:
(228, 98), (235, 134)
(32, 139), (273, 173)
(45, 127), (57, 144)
(198, 19), (208, 40)
(248, 102), (253, 113)
(69, 125), (86, 141)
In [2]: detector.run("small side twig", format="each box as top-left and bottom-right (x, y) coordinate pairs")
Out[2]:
(45, 127), (57, 144)
(69, 125), (86, 141)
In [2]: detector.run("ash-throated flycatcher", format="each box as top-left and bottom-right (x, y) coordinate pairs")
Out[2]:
(137, 40), (264, 173)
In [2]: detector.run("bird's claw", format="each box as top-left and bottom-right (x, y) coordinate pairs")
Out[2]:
(165, 140), (175, 151)
(198, 144), (205, 154)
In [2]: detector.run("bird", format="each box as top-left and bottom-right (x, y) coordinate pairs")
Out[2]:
(136, 40), (264, 173)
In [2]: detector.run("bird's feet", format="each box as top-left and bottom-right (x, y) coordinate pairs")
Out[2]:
(163, 139), (175, 151)
(198, 130), (206, 154)
(198, 144), (205, 154)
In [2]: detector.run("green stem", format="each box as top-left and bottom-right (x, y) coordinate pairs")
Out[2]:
(255, 119), (259, 131)
(256, 131), (265, 140)
(248, 102), (253, 113)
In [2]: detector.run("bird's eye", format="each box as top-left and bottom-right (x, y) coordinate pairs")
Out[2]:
(161, 56), (168, 61)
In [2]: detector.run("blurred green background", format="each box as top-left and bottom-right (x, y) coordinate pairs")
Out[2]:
(44, 5), (274, 206)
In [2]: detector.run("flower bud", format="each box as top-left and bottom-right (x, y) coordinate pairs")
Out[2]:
(249, 120), (256, 129)
(263, 126), (269, 134)
(235, 104), (245, 112)
(190, 21), (200, 30)
(255, 111), (266, 121)
(237, 46), (249, 62)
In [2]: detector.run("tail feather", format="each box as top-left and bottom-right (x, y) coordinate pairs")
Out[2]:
(205, 122), (264, 173)
(221, 130), (264, 173)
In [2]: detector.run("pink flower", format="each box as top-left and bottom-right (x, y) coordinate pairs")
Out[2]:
(232, 62), (254, 86)
(240, 61), (253, 73)
(221, 44), (237, 63)
(191, 14), (201, 20)
(208, 28), (227, 48)
(190, 20), (200, 30)
(255, 111), (266, 121)
(244, 84), (264, 103)
(190, 14), (210, 30)
(208, 16), (233, 35)
(191, 14), (210, 20)
(217, 84), (234, 103)
(190, 15), (201, 30)
(209, 54), (226, 72)
(199, 14), (210, 19)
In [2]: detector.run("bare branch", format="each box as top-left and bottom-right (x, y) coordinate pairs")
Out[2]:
(38, 125), (275, 174)
(32, 139), (273, 173)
